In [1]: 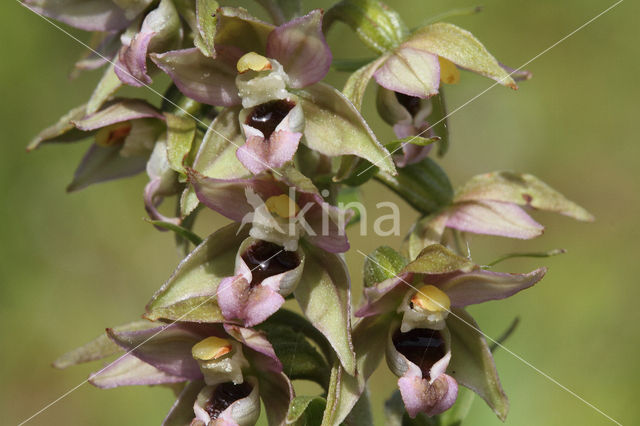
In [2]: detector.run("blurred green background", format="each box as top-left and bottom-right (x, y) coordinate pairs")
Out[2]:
(1, 0), (638, 425)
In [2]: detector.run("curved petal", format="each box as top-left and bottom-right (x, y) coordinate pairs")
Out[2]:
(236, 130), (302, 174)
(446, 200), (544, 239)
(89, 354), (186, 389)
(454, 171), (594, 222)
(374, 47), (440, 99)
(224, 324), (283, 373)
(151, 48), (242, 107)
(217, 275), (286, 328)
(356, 273), (411, 318)
(23, 0), (130, 32)
(440, 267), (547, 307)
(71, 99), (163, 131)
(266, 10), (332, 88)
(106, 324), (204, 380)
(115, 0), (182, 86)
(404, 23), (517, 89)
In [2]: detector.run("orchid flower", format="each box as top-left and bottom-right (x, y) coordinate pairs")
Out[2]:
(404, 171), (594, 259)
(151, 7), (395, 176)
(351, 243), (545, 419)
(53, 320), (292, 425)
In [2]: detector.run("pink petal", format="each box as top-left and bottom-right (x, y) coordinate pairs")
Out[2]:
(374, 48), (440, 99)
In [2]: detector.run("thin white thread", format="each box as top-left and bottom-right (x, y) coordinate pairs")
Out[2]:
(359, 0), (624, 175)
(18, 1), (282, 176)
(357, 249), (622, 425)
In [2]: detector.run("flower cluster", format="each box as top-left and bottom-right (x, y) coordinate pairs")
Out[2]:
(27, 0), (592, 425)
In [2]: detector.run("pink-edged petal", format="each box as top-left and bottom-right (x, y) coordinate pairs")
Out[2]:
(446, 200), (544, 239)
(224, 324), (283, 373)
(236, 130), (302, 174)
(106, 324), (203, 380)
(116, 31), (154, 86)
(23, 0), (130, 32)
(89, 354), (186, 389)
(356, 274), (411, 318)
(374, 47), (440, 99)
(151, 48), (241, 107)
(187, 170), (282, 222)
(439, 267), (547, 307)
(71, 99), (163, 130)
(266, 10), (332, 88)
(298, 192), (351, 253)
(399, 374), (458, 418)
(217, 275), (286, 328)
(144, 177), (181, 225)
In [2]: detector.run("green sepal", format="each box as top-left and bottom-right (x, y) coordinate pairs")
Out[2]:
(52, 320), (155, 369)
(165, 112), (197, 177)
(194, 0), (218, 57)
(384, 135), (440, 154)
(294, 244), (356, 375)
(27, 104), (89, 151)
(287, 396), (326, 425)
(375, 158), (453, 214)
(363, 246), (407, 287)
(144, 223), (248, 323)
(324, 0), (407, 54)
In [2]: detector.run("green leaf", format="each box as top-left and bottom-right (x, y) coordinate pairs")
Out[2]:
(286, 395), (326, 425)
(194, 0), (218, 57)
(27, 104), (89, 151)
(295, 244), (356, 375)
(403, 22), (517, 89)
(52, 320), (155, 369)
(165, 113), (197, 176)
(145, 223), (248, 323)
(334, 157), (378, 187)
(264, 309), (334, 366)
(257, 323), (330, 388)
(448, 308), (509, 421)
(363, 246), (407, 287)
(455, 171), (594, 222)
(144, 218), (203, 246)
(324, 0), (407, 54)
(296, 82), (396, 175)
(375, 158), (453, 214)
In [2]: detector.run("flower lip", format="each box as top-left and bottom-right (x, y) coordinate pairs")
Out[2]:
(393, 327), (446, 380)
(245, 99), (296, 140)
(204, 381), (254, 421)
(241, 240), (301, 288)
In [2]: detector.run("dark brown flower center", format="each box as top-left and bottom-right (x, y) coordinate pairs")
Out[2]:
(205, 381), (253, 420)
(393, 327), (445, 380)
(245, 99), (296, 140)
(241, 240), (300, 288)
(395, 92), (422, 117)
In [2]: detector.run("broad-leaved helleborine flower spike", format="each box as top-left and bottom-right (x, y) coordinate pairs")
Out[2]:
(151, 8), (396, 175)
(53, 320), (293, 425)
